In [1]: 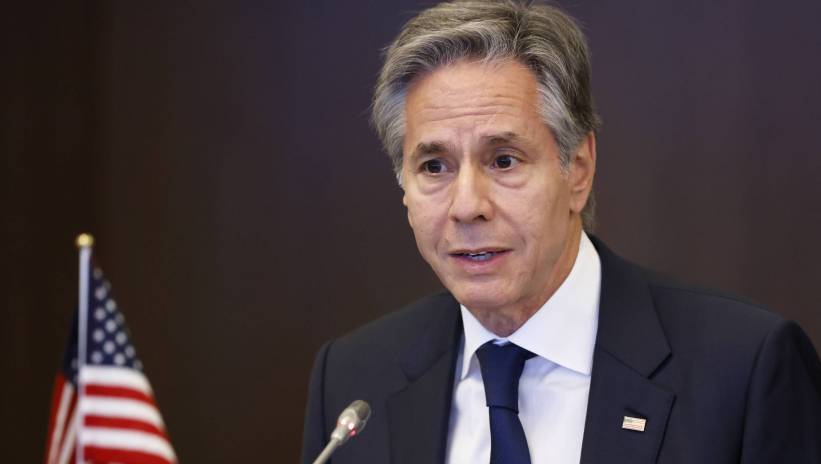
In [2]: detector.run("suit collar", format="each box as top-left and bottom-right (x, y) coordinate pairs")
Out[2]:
(590, 236), (671, 376)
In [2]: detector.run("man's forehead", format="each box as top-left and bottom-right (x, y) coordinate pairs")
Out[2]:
(405, 62), (539, 116)
(402, 60), (546, 159)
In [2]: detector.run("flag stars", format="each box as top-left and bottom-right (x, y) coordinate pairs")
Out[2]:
(93, 268), (102, 279)
(83, 271), (146, 372)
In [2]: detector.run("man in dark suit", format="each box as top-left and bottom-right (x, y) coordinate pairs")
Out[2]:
(301, 1), (821, 463)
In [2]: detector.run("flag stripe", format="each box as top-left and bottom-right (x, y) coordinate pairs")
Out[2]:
(56, 387), (78, 464)
(80, 428), (176, 461)
(57, 409), (77, 464)
(80, 396), (165, 427)
(44, 376), (63, 464)
(45, 377), (73, 464)
(80, 365), (153, 394)
(84, 446), (173, 464)
(85, 384), (156, 406)
(84, 415), (167, 438)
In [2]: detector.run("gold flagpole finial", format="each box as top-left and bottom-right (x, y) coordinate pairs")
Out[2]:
(75, 233), (95, 248)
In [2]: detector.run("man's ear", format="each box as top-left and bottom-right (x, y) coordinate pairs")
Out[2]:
(402, 190), (413, 229)
(568, 131), (596, 214)
(401, 183), (414, 228)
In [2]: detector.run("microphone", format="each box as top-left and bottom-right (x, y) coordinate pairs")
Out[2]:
(312, 400), (372, 464)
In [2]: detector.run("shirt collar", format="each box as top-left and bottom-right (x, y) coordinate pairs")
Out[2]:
(459, 231), (601, 379)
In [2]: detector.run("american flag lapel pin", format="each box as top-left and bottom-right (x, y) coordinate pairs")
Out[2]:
(622, 416), (647, 432)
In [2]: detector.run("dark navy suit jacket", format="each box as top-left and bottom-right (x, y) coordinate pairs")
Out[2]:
(301, 239), (821, 463)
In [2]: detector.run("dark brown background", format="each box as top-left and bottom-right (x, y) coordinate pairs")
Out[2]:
(4, 1), (820, 462)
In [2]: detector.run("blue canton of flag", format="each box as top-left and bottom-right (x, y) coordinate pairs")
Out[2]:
(84, 268), (143, 373)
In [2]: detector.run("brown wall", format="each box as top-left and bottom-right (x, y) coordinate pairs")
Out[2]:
(4, 1), (821, 462)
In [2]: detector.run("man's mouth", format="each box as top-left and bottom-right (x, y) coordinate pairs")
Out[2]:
(458, 251), (497, 262)
(450, 249), (509, 262)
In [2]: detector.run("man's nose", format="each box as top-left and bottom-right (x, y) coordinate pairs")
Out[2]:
(448, 165), (493, 223)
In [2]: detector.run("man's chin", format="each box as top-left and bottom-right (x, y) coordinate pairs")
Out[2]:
(449, 286), (512, 313)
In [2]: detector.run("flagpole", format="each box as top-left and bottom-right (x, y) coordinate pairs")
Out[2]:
(75, 233), (94, 464)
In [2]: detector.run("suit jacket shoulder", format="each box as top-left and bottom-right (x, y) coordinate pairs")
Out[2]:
(582, 241), (821, 463)
(647, 278), (821, 463)
(647, 270), (784, 367)
(326, 292), (459, 373)
(301, 292), (461, 464)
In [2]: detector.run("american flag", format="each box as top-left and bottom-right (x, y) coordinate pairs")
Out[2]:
(44, 264), (177, 464)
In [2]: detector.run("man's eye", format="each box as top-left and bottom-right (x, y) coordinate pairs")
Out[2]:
(421, 159), (446, 174)
(492, 154), (519, 170)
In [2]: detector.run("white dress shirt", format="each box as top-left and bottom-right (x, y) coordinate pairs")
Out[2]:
(445, 232), (601, 464)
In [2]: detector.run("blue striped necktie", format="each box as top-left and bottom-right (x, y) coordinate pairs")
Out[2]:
(476, 341), (536, 464)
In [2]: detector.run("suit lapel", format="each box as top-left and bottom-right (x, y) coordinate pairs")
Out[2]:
(387, 296), (462, 464)
(580, 238), (675, 464)
(580, 349), (675, 464)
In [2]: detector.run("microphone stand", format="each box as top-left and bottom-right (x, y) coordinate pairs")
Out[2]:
(312, 438), (342, 464)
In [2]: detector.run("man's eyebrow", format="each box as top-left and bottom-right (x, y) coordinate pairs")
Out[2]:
(480, 132), (521, 145)
(412, 133), (520, 157)
(414, 141), (449, 156)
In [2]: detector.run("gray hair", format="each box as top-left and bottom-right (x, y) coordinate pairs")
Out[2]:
(371, 0), (600, 230)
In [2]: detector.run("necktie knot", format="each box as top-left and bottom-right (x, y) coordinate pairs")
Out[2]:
(476, 341), (535, 412)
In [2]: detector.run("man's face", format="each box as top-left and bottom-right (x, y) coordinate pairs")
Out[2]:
(401, 59), (594, 318)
